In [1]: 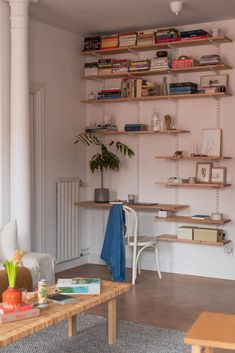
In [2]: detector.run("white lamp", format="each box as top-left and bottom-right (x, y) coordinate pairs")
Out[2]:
(170, 1), (183, 15)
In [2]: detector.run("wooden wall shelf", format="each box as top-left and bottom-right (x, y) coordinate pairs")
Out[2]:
(81, 36), (232, 57)
(76, 200), (189, 212)
(83, 129), (190, 136)
(157, 234), (231, 246)
(155, 156), (232, 161)
(155, 215), (231, 225)
(81, 92), (230, 104)
(156, 182), (231, 188)
(83, 64), (231, 80)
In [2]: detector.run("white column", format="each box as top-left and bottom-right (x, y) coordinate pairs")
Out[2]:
(8, 0), (35, 250)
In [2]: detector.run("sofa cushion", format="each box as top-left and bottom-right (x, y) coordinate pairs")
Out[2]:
(0, 220), (19, 262)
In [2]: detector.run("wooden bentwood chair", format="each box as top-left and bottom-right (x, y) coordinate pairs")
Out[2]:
(123, 205), (162, 285)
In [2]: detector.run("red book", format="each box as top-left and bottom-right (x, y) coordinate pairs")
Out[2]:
(0, 308), (40, 323)
(0, 303), (33, 314)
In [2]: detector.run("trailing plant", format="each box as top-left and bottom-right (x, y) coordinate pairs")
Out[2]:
(74, 134), (134, 188)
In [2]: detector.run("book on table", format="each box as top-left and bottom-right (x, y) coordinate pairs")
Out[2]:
(56, 278), (101, 295)
(0, 303), (40, 323)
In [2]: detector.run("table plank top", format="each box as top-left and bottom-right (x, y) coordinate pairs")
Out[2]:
(0, 280), (131, 347)
(184, 312), (235, 349)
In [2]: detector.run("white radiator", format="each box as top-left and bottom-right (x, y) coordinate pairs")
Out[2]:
(56, 179), (81, 263)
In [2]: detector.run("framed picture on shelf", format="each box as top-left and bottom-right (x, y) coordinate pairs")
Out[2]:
(201, 128), (222, 157)
(200, 74), (228, 89)
(196, 162), (212, 184)
(211, 167), (227, 184)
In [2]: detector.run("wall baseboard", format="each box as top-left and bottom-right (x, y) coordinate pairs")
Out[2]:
(55, 255), (88, 273)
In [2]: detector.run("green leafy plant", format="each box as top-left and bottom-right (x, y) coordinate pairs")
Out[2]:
(74, 134), (134, 188)
(5, 260), (19, 288)
(4, 250), (24, 288)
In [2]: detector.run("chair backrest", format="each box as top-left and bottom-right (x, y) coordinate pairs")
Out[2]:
(123, 205), (138, 246)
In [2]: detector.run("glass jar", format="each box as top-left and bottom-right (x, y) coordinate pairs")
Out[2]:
(151, 109), (161, 132)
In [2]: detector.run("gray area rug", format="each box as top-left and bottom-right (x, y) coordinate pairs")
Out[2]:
(1, 314), (190, 353)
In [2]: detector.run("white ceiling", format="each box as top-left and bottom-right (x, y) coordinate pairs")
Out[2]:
(30, 0), (235, 35)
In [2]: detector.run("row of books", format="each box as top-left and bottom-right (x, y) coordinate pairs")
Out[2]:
(94, 80), (200, 100)
(84, 54), (222, 76)
(83, 29), (211, 51)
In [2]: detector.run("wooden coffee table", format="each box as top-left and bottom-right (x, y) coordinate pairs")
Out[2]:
(0, 280), (131, 347)
(185, 312), (235, 353)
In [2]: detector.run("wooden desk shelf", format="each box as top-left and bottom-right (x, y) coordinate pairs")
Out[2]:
(155, 215), (231, 225)
(76, 201), (189, 212)
(157, 234), (231, 246)
(83, 129), (190, 136)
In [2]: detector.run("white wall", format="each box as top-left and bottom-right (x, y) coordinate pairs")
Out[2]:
(0, 1), (10, 227)
(84, 19), (235, 280)
(29, 20), (87, 262)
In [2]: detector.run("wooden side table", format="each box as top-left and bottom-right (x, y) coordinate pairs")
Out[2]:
(184, 312), (235, 353)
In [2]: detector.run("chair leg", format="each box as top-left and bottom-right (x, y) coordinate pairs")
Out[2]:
(137, 249), (141, 275)
(154, 243), (162, 279)
(132, 247), (137, 285)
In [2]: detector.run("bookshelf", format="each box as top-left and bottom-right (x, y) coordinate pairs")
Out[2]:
(156, 182), (231, 188)
(155, 215), (231, 225)
(81, 36), (232, 57)
(155, 156), (232, 161)
(82, 129), (190, 136)
(157, 235), (231, 247)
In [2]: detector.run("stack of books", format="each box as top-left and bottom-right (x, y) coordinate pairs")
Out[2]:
(180, 29), (210, 41)
(56, 278), (101, 295)
(129, 60), (151, 72)
(150, 57), (170, 70)
(112, 59), (130, 74)
(101, 35), (118, 49)
(142, 80), (160, 97)
(84, 62), (98, 76)
(124, 124), (148, 131)
(155, 28), (179, 43)
(137, 31), (155, 46)
(119, 32), (137, 47)
(97, 88), (122, 100)
(0, 303), (40, 323)
(83, 36), (101, 51)
(169, 82), (198, 95)
(199, 54), (221, 65)
(98, 59), (113, 75)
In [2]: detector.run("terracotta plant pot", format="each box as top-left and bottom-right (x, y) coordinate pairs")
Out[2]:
(2, 287), (22, 307)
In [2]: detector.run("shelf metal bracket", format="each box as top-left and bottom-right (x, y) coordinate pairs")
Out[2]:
(127, 48), (139, 56)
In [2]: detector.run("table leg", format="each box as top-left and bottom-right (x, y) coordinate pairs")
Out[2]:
(204, 348), (214, 353)
(192, 345), (201, 353)
(68, 315), (77, 337)
(108, 298), (116, 344)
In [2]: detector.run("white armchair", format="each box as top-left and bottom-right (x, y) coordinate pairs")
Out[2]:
(0, 220), (55, 289)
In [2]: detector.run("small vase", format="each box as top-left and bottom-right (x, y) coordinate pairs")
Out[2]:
(2, 287), (22, 307)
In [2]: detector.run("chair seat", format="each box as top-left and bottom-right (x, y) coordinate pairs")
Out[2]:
(127, 236), (157, 247)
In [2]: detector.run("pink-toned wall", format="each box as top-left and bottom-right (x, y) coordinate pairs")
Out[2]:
(84, 19), (235, 279)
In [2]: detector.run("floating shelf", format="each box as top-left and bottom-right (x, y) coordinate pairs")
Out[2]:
(81, 36), (232, 57)
(155, 215), (231, 225)
(83, 64), (231, 80)
(157, 234), (231, 246)
(83, 129), (190, 136)
(156, 182), (231, 188)
(81, 92), (230, 104)
(155, 156), (232, 161)
(76, 200), (189, 212)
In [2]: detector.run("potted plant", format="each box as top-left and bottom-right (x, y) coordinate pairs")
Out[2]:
(2, 250), (24, 307)
(74, 134), (134, 202)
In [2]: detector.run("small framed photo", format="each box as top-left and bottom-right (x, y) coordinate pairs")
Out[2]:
(200, 74), (228, 88)
(201, 128), (222, 157)
(211, 167), (226, 184)
(196, 162), (212, 184)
